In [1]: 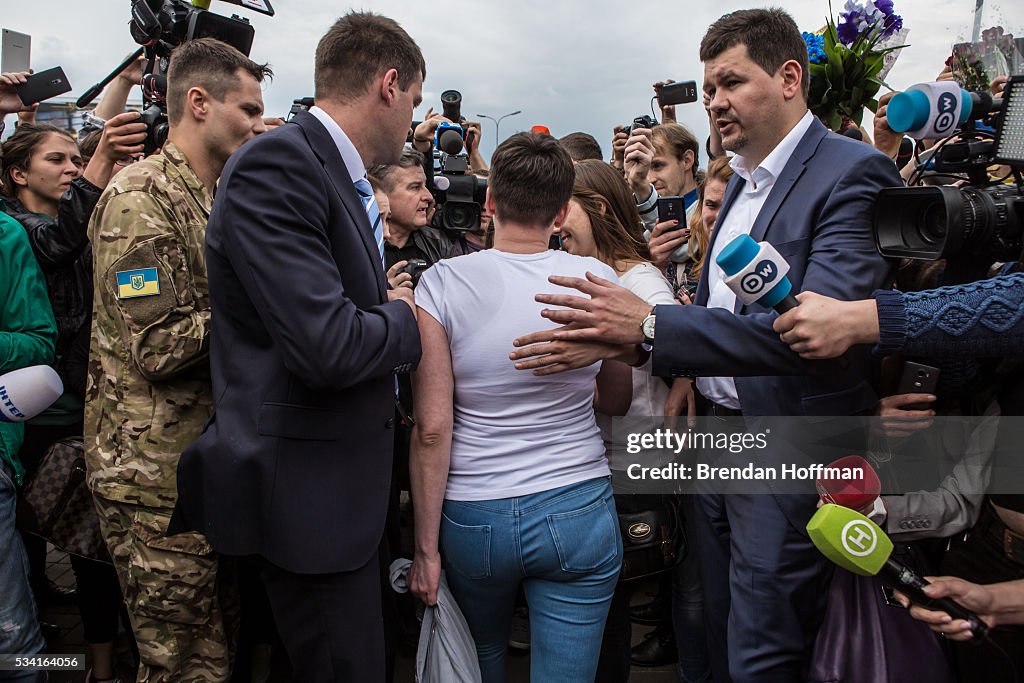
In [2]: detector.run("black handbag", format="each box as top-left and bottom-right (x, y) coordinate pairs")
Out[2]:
(16, 437), (110, 562)
(616, 495), (686, 582)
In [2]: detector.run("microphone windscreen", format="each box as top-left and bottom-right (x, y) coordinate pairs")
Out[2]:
(816, 455), (880, 510)
(806, 503), (894, 576)
(437, 128), (464, 155)
(896, 136), (914, 167)
(0, 366), (63, 423)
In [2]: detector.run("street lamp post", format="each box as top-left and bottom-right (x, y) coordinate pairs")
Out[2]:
(477, 110), (522, 148)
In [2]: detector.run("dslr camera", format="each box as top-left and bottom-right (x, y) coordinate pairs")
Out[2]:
(428, 89), (488, 233)
(622, 114), (658, 135)
(873, 76), (1024, 283)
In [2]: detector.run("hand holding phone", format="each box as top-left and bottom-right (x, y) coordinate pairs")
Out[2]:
(656, 80), (698, 108)
(16, 66), (71, 105)
(657, 196), (685, 225)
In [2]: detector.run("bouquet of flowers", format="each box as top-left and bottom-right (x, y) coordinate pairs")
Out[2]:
(803, 0), (909, 131)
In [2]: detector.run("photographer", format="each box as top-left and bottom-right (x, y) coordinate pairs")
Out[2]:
(371, 147), (470, 278)
(86, 38), (270, 683)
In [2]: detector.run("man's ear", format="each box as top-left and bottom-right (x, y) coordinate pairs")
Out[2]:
(484, 188), (497, 215)
(379, 68), (400, 105)
(682, 149), (695, 171)
(779, 59), (803, 102)
(186, 86), (210, 122)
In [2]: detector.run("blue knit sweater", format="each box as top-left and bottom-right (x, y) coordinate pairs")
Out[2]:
(874, 273), (1024, 358)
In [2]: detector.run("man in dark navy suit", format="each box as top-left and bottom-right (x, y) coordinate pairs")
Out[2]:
(170, 12), (424, 682)
(510, 9), (902, 682)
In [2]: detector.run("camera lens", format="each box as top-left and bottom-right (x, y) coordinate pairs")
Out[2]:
(917, 201), (948, 245)
(443, 201), (479, 231)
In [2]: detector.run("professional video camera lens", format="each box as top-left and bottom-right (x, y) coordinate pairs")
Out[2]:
(874, 185), (1022, 264)
(442, 201), (480, 232)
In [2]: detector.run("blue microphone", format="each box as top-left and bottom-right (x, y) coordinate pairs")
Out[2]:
(887, 81), (1001, 140)
(716, 234), (799, 313)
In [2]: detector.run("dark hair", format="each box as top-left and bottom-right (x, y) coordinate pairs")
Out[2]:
(315, 11), (425, 103)
(489, 133), (574, 227)
(1, 123), (77, 198)
(367, 147), (424, 193)
(559, 132), (603, 162)
(166, 38), (272, 125)
(688, 155), (734, 281)
(572, 160), (650, 266)
(700, 8), (809, 99)
(78, 128), (102, 163)
(652, 123), (700, 181)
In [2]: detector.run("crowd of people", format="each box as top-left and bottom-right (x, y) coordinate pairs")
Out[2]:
(1, 5), (1023, 683)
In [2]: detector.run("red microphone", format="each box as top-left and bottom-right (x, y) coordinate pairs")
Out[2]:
(815, 455), (880, 511)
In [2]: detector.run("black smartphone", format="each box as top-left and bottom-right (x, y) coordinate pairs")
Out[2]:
(657, 196), (685, 225)
(657, 80), (699, 107)
(897, 361), (940, 409)
(16, 66), (71, 105)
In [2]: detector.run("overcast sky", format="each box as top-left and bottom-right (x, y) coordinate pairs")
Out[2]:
(2, 0), (1021, 161)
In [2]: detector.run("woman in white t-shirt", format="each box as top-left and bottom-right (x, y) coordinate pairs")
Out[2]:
(407, 134), (632, 683)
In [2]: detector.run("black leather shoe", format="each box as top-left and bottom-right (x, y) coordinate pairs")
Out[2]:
(630, 599), (669, 625)
(630, 627), (678, 667)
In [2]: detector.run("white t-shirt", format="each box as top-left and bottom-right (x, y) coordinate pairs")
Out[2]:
(416, 249), (619, 501)
(595, 262), (678, 470)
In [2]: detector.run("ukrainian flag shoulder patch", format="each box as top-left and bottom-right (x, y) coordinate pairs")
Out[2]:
(116, 267), (161, 299)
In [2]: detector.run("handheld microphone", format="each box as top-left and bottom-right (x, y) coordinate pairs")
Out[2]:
(887, 81), (1002, 140)
(716, 234), (799, 313)
(0, 366), (63, 423)
(808, 504), (990, 639)
(816, 455), (880, 510)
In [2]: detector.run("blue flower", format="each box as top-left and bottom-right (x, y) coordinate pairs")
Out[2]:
(803, 32), (827, 64)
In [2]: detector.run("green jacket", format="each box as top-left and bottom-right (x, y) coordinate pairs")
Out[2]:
(0, 212), (57, 484)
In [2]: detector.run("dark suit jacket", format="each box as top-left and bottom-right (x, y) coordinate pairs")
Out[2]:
(170, 111), (421, 574)
(652, 118), (903, 417)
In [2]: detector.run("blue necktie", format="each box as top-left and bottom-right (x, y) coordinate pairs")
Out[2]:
(353, 176), (384, 263)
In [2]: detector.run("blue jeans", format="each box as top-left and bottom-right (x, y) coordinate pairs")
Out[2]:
(0, 462), (46, 682)
(441, 477), (622, 683)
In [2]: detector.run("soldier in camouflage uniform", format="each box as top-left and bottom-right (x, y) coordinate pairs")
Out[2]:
(84, 38), (271, 683)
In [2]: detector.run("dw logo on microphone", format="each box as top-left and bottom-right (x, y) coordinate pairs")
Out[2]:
(934, 91), (958, 135)
(739, 259), (778, 295)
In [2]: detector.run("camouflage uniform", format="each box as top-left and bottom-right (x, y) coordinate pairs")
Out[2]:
(85, 142), (234, 683)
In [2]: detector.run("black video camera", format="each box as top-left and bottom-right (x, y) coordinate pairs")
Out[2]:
(873, 76), (1024, 283)
(428, 89), (487, 232)
(128, 0), (273, 154)
(622, 114), (658, 135)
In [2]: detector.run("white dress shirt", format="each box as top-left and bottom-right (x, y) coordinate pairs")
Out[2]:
(308, 105), (365, 183)
(696, 110), (814, 410)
